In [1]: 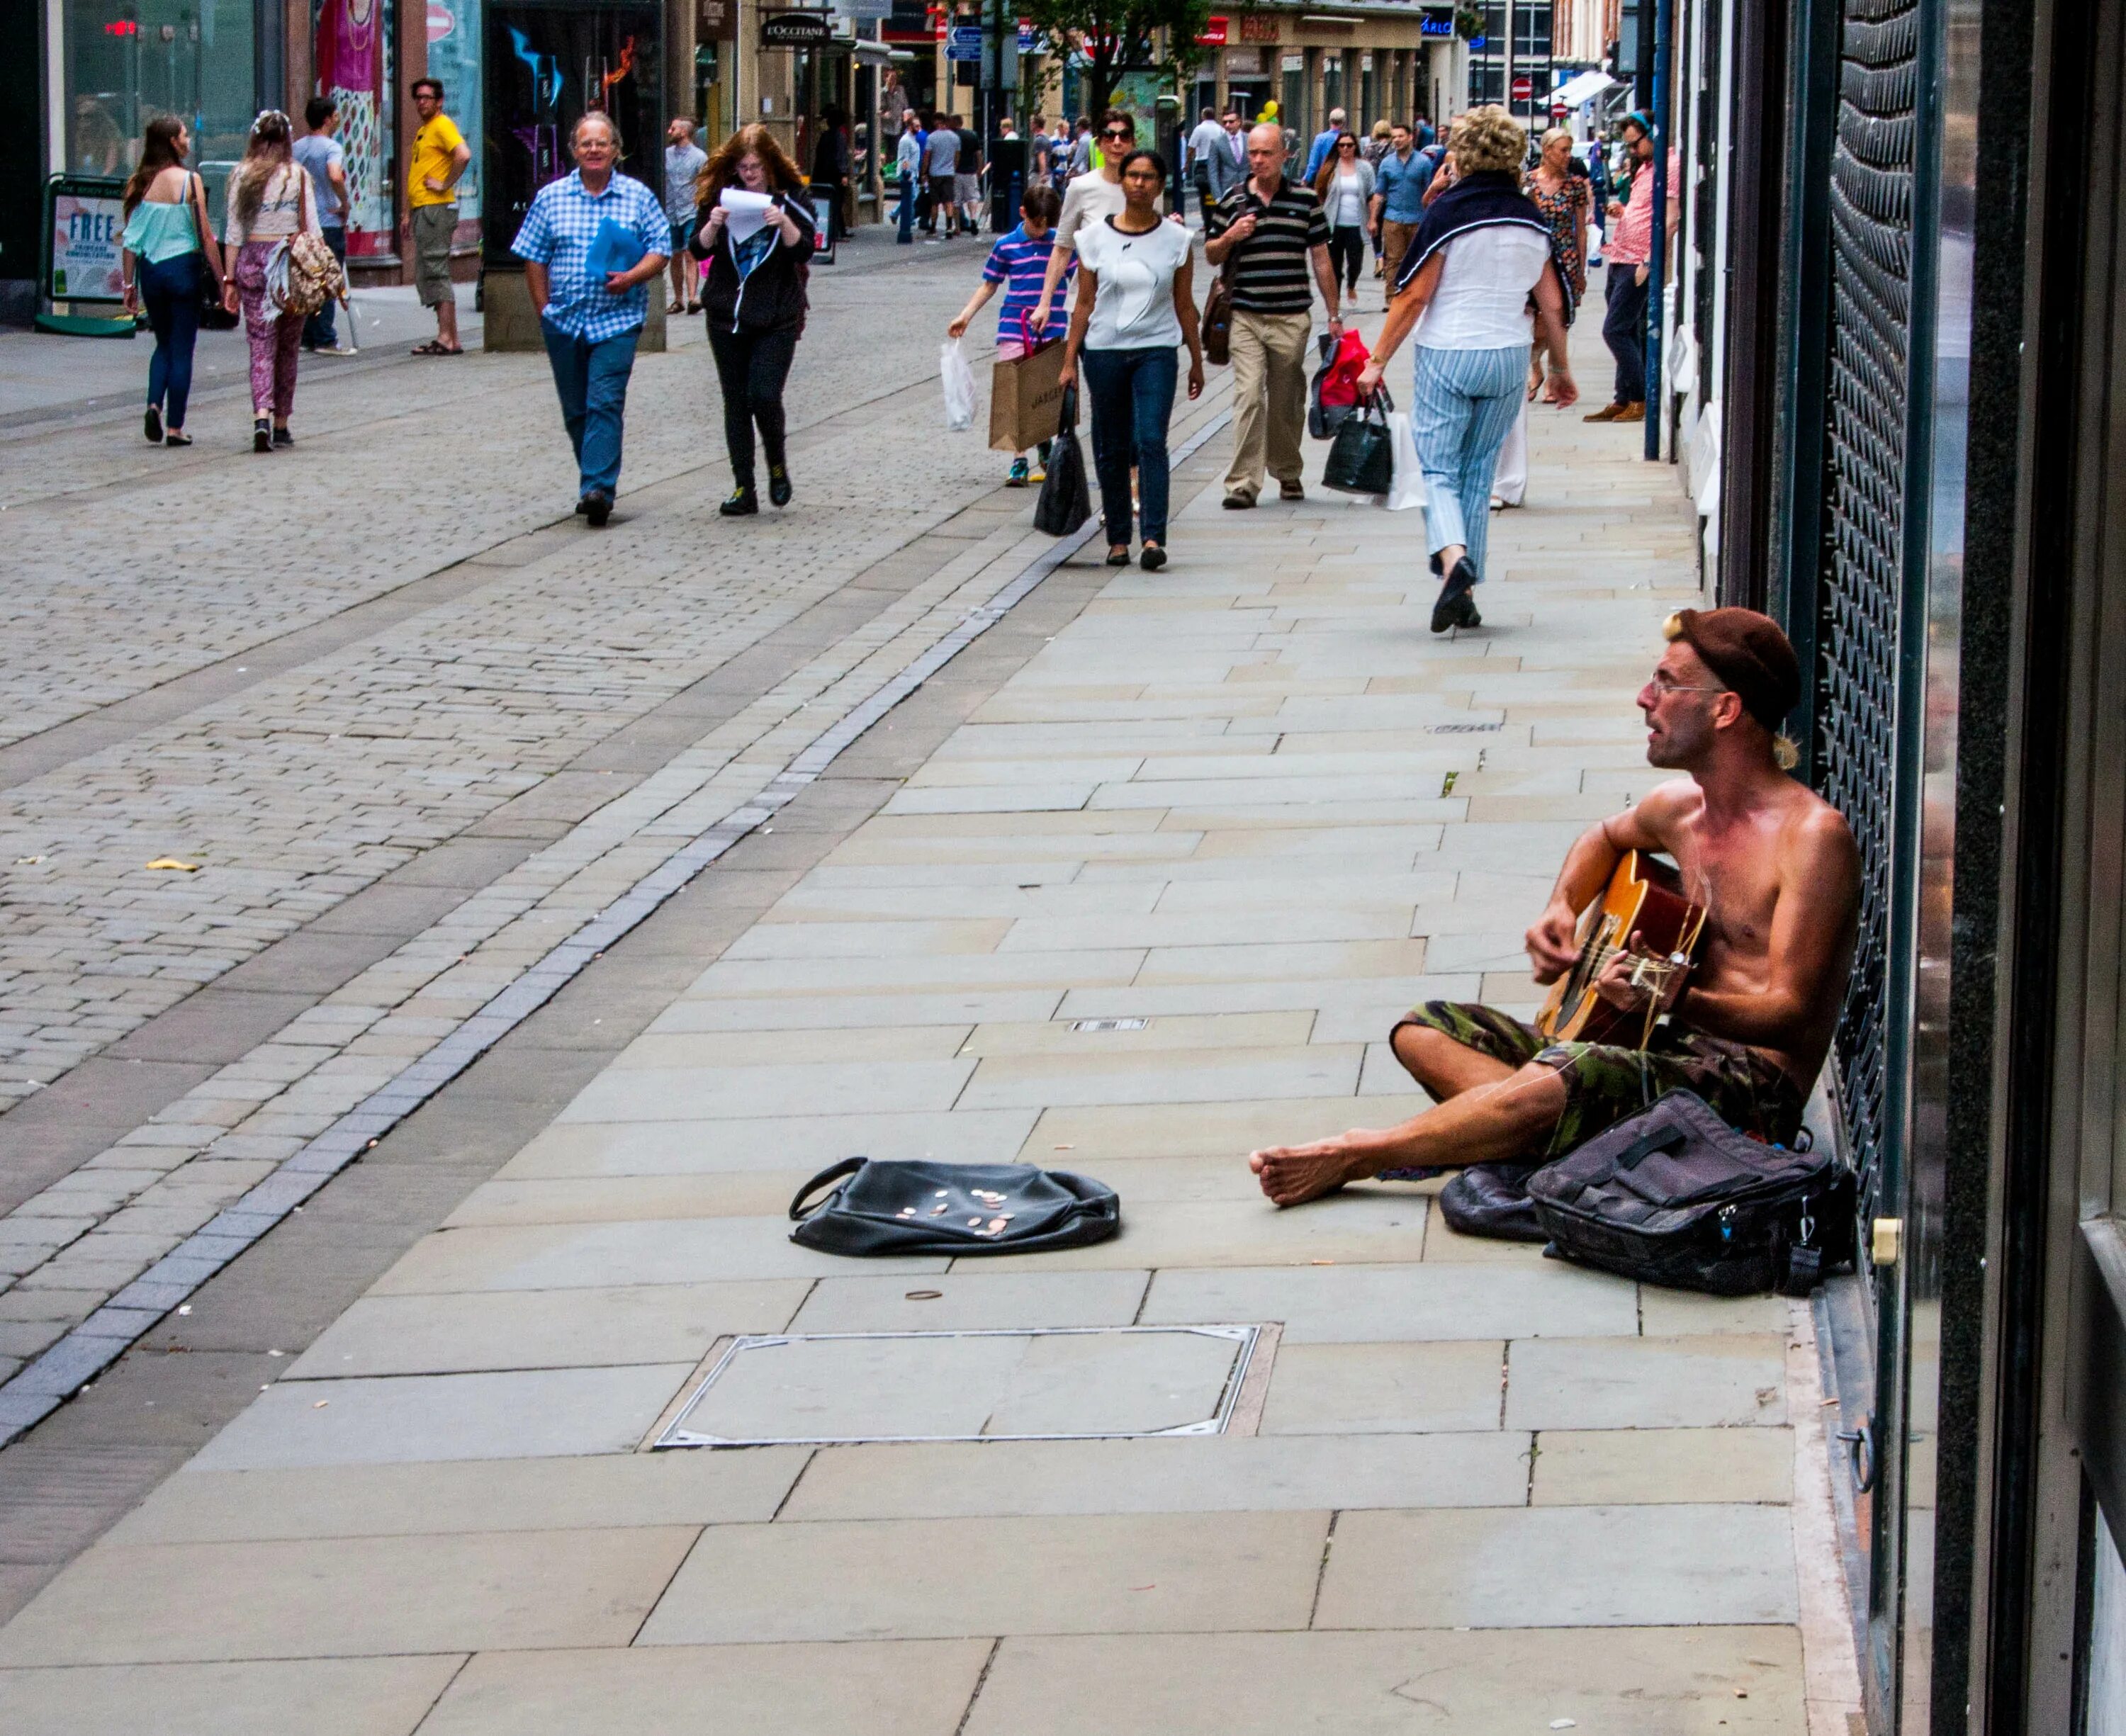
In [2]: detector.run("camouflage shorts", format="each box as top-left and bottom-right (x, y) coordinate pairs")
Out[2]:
(1390, 1000), (1806, 1161)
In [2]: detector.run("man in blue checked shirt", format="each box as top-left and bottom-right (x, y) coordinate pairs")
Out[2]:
(512, 112), (670, 526)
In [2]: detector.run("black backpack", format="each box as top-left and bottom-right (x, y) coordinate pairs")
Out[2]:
(1524, 1089), (1855, 1296)
(789, 1157), (1120, 1257)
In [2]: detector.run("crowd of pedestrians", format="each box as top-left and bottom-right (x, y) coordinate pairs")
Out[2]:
(98, 84), (1659, 623)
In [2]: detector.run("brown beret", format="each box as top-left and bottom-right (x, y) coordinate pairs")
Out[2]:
(1662, 608), (1800, 730)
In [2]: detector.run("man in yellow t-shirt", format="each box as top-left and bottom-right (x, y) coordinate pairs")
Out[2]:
(401, 77), (472, 354)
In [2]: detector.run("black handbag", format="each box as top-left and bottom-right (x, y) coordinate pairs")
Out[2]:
(191, 173), (238, 330)
(1322, 388), (1395, 495)
(1033, 383), (1092, 536)
(788, 1157), (1121, 1257)
(1525, 1089), (1855, 1296)
(1201, 261), (1232, 366)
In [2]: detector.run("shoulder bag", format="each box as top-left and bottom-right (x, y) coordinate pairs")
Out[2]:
(1201, 255), (1233, 366)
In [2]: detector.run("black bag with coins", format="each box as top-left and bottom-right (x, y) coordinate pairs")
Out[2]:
(1524, 1089), (1855, 1296)
(788, 1157), (1121, 1256)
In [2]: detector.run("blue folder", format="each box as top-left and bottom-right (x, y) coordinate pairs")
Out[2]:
(585, 217), (646, 280)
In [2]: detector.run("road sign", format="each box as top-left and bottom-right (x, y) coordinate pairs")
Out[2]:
(947, 38), (979, 58)
(1511, 73), (1534, 100)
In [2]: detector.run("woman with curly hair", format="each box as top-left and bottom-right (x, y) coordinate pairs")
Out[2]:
(223, 109), (322, 452)
(1356, 106), (1575, 633)
(692, 124), (817, 514)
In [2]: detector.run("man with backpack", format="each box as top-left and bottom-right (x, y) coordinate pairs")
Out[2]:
(1248, 608), (1860, 1207)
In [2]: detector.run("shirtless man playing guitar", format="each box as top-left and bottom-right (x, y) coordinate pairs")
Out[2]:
(1250, 607), (1861, 1207)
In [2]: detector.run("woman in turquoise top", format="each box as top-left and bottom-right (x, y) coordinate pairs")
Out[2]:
(120, 116), (227, 447)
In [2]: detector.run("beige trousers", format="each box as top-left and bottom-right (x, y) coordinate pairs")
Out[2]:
(1380, 220), (1419, 300)
(1224, 310), (1313, 499)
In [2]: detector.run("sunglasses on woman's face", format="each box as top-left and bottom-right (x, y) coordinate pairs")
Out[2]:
(1103, 127), (1130, 140)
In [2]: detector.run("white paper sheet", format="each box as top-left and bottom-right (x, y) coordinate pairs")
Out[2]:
(718, 188), (775, 247)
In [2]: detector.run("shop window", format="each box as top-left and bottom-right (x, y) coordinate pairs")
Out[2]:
(66, 0), (257, 203)
(315, 0), (395, 258)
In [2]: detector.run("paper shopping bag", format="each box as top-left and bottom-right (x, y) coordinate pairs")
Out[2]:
(989, 339), (1068, 453)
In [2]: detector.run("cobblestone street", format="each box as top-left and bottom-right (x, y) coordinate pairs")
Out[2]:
(0, 244), (1857, 1733)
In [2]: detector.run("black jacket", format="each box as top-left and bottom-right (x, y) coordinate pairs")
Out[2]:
(692, 191), (816, 334)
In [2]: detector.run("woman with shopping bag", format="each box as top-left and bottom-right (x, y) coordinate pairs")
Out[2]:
(1356, 106), (1575, 633)
(1055, 150), (1205, 572)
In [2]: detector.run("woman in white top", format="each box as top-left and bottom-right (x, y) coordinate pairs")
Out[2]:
(1356, 106), (1576, 632)
(1057, 149), (1205, 572)
(223, 109), (322, 452)
(1311, 132), (1374, 298)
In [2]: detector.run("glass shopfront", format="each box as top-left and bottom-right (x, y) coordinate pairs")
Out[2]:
(62, 0), (257, 202)
(314, 0), (395, 257)
(424, 0), (484, 242)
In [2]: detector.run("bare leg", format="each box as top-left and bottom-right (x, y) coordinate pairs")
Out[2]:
(1390, 1020), (1517, 1100)
(1248, 1060), (1568, 1207)
(1436, 540), (1468, 574)
(437, 298), (460, 351)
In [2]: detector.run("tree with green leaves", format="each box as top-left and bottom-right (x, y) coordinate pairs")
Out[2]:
(1020, 0), (1214, 123)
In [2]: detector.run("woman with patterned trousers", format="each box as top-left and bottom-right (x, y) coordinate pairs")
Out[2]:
(221, 111), (322, 453)
(1356, 107), (1576, 633)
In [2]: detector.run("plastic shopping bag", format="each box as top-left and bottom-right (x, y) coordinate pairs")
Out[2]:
(1385, 408), (1424, 512)
(940, 339), (976, 431)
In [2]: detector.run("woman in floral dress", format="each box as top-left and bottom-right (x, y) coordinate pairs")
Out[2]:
(1524, 126), (1591, 399)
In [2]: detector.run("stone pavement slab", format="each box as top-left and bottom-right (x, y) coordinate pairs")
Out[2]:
(960, 1627), (1803, 1735)
(109, 1449), (806, 1545)
(189, 1363), (696, 1468)
(416, 1639), (992, 1736)
(780, 1432), (1531, 1520)
(1531, 1426), (1795, 1506)
(1316, 1504), (1801, 1628)
(0, 1526), (699, 1662)
(635, 1510), (1327, 1644)
(0, 1655), (468, 1736)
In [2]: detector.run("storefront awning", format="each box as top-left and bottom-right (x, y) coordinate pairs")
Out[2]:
(1551, 69), (1620, 109)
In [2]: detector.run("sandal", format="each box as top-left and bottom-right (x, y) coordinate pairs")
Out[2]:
(411, 340), (463, 356)
(668, 298), (685, 315)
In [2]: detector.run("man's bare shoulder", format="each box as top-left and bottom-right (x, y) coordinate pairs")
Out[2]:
(1782, 786), (1860, 876)
(1604, 778), (1702, 849)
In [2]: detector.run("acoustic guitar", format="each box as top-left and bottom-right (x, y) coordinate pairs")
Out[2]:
(1536, 850), (1709, 1047)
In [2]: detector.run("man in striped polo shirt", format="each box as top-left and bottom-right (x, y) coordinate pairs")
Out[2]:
(1205, 123), (1344, 507)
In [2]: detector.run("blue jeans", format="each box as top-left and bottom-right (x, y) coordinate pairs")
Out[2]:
(540, 320), (641, 496)
(1080, 344), (1179, 546)
(139, 252), (203, 429)
(1410, 343), (1526, 580)
(301, 227), (347, 348)
(897, 171), (916, 242)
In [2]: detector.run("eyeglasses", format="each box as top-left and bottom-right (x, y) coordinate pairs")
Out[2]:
(1647, 675), (1728, 697)
(1102, 126), (1130, 140)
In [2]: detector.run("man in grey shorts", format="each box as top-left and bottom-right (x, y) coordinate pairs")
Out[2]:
(403, 76), (471, 354)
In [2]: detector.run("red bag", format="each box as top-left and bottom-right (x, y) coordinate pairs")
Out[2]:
(1317, 329), (1373, 409)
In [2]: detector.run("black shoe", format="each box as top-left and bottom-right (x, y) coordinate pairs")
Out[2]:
(1140, 544), (1167, 571)
(253, 418), (272, 453)
(575, 495), (591, 515)
(767, 464), (792, 507)
(271, 425), (293, 448)
(583, 489), (613, 526)
(1105, 545), (1131, 566)
(144, 406), (162, 444)
(719, 486), (758, 517)
(1430, 556), (1480, 633)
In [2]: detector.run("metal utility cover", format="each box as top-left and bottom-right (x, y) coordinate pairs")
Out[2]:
(656, 1325), (1261, 1448)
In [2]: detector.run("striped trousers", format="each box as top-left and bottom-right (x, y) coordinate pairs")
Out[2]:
(1410, 343), (1527, 580)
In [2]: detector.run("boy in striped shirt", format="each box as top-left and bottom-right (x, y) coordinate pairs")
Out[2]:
(947, 184), (1072, 485)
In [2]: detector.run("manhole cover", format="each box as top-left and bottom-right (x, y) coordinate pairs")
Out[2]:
(655, 1325), (1261, 1448)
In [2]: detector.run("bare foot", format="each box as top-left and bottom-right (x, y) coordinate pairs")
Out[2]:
(1249, 1138), (1374, 1207)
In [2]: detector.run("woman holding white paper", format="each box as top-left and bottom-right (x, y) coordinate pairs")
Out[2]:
(692, 125), (816, 516)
